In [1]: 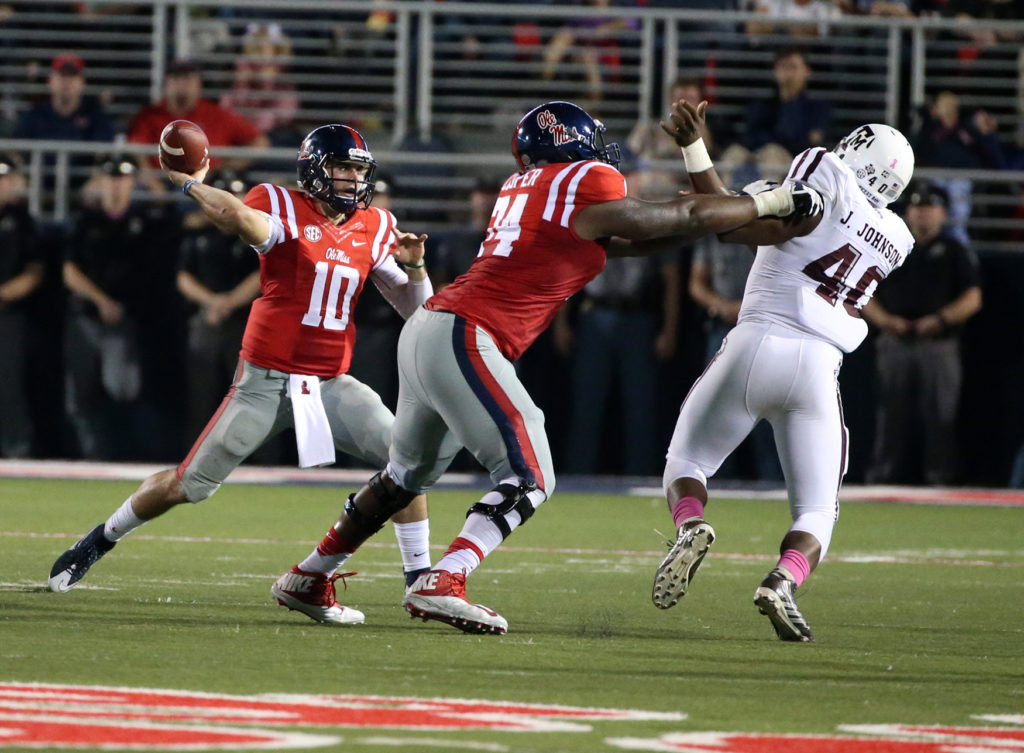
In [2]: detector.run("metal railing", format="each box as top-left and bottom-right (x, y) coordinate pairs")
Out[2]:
(1, 1), (1022, 246)
(3, 1), (1023, 139)
(2, 138), (1022, 253)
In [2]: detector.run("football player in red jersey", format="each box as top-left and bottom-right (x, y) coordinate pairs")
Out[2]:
(49, 125), (434, 626)
(276, 101), (825, 635)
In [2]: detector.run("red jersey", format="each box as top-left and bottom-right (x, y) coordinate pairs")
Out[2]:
(241, 184), (398, 378)
(128, 99), (263, 168)
(426, 160), (626, 361)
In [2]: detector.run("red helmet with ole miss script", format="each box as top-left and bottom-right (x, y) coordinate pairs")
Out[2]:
(512, 101), (621, 172)
(296, 124), (377, 213)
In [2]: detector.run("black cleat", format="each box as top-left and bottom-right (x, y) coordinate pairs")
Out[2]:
(48, 525), (115, 593)
(754, 568), (814, 642)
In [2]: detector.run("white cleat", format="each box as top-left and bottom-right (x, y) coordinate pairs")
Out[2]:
(403, 569), (507, 635)
(271, 566), (365, 625)
(652, 518), (715, 609)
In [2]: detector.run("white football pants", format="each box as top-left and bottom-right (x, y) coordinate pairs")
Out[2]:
(663, 319), (848, 558)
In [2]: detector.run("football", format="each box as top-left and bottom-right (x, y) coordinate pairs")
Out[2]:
(159, 119), (209, 173)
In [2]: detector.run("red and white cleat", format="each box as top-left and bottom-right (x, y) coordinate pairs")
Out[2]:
(271, 566), (365, 625)
(403, 569), (507, 635)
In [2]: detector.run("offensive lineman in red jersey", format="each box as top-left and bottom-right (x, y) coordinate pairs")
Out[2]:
(277, 101), (825, 634)
(49, 125), (435, 625)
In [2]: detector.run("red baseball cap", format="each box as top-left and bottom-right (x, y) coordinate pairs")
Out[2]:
(52, 53), (85, 76)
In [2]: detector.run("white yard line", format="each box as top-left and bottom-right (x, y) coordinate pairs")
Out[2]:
(3, 459), (1023, 506)
(5, 531), (1019, 568)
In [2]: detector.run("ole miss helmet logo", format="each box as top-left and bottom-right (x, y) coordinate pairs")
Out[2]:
(536, 109), (582, 147)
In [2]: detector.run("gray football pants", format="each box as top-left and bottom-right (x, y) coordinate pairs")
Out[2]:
(387, 308), (555, 498)
(177, 359), (394, 502)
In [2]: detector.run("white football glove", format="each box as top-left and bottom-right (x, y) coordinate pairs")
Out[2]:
(739, 179), (780, 196)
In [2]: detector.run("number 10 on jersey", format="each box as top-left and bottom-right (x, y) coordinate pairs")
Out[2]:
(302, 261), (360, 330)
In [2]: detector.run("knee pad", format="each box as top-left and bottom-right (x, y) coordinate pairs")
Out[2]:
(466, 480), (539, 540)
(343, 471), (418, 536)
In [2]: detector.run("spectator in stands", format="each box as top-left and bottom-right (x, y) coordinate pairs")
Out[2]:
(915, 91), (1007, 170)
(128, 59), (269, 170)
(627, 75), (718, 199)
(431, 179), (500, 289)
(0, 152), (44, 458)
(862, 182), (983, 486)
(220, 23), (300, 147)
(12, 53), (116, 191)
(557, 251), (680, 476)
(923, 0), (1024, 53)
(745, 0), (843, 39)
(63, 153), (181, 460)
(911, 90), (1008, 244)
(540, 0), (639, 104)
(176, 168), (260, 439)
(720, 47), (832, 187)
(688, 233), (782, 481)
(390, 129), (456, 224)
(855, 0), (913, 16)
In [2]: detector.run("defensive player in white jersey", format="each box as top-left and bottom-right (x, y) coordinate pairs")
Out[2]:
(275, 101), (826, 636)
(48, 125), (435, 626)
(652, 101), (915, 641)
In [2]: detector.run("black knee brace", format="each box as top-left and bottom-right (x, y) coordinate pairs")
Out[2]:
(343, 471), (417, 536)
(466, 481), (537, 540)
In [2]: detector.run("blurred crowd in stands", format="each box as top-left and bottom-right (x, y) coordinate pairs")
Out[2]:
(0, 0), (1022, 487)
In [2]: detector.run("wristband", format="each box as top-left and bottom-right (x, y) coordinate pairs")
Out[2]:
(182, 179), (200, 197)
(680, 138), (713, 173)
(401, 261), (425, 269)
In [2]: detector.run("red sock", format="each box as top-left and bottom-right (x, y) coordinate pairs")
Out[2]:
(670, 496), (705, 528)
(441, 536), (484, 561)
(777, 549), (811, 587)
(433, 536), (486, 576)
(316, 525), (354, 557)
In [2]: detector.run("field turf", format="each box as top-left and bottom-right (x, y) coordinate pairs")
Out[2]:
(1, 476), (1022, 752)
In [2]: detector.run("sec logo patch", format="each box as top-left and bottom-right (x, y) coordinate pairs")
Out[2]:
(304, 225), (322, 242)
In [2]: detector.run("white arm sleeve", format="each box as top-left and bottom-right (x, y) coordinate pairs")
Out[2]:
(370, 254), (434, 319)
(250, 211), (283, 255)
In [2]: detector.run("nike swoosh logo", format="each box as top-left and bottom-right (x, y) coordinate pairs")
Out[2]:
(413, 552), (427, 558)
(351, 240), (366, 247)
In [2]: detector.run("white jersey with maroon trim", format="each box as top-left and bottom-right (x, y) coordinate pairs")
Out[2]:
(426, 160), (627, 362)
(739, 148), (914, 353)
(241, 183), (408, 378)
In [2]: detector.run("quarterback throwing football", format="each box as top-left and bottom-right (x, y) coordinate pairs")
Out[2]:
(49, 125), (435, 626)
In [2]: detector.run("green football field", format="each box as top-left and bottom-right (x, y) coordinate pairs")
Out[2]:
(1, 475), (1022, 752)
